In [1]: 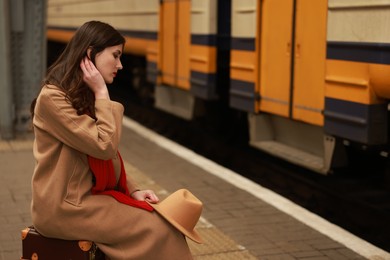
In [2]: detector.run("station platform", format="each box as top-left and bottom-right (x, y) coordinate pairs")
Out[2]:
(1, 116), (389, 260)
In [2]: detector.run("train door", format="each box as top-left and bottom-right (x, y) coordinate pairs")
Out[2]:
(257, 0), (327, 126)
(159, 0), (191, 90)
(258, 0), (294, 117)
(156, 0), (194, 119)
(292, 0), (327, 126)
(249, 0), (333, 173)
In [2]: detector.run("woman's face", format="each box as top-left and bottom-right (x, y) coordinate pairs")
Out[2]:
(94, 44), (123, 84)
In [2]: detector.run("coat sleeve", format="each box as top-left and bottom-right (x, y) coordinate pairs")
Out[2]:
(126, 174), (139, 195)
(33, 85), (124, 160)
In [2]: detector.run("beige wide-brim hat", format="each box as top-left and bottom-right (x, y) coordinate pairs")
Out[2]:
(149, 189), (203, 244)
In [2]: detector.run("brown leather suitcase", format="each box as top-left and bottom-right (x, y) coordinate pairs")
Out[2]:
(21, 226), (106, 260)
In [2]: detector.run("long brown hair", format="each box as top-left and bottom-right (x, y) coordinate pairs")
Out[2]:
(30, 21), (125, 119)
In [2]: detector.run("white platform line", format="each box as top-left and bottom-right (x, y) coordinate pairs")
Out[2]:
(123, 116), (390, 260)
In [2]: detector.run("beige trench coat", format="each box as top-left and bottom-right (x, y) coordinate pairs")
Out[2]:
(31, 85), (192, 260)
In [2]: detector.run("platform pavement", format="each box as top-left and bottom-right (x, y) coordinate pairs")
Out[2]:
(0, 134), (35, 260)
(0, 124), (385, 259)
(118, 121), (375, 260)
(0, 133), (256, 259)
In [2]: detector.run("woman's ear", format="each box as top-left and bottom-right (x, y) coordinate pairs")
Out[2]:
(86, 47), (92, 59)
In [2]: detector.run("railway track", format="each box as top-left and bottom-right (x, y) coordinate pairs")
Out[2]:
(109, 84), (390, 252)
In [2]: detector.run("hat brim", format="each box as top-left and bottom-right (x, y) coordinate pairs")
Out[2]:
(150, 202), (203, 244)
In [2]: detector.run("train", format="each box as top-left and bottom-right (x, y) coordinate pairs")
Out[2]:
(46, 0), (390, 175)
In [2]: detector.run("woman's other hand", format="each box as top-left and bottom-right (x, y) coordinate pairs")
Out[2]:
(131, 190), (160, 203)
(80, 57), (110, 100)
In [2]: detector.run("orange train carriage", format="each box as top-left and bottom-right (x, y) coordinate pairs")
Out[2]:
(47, 0), (390, 175)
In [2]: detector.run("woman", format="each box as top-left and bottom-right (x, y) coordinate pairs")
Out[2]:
(30, 21), (193, 259)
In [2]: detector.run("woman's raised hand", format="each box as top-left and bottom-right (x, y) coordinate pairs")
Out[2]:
(80, 57), (110, 100)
